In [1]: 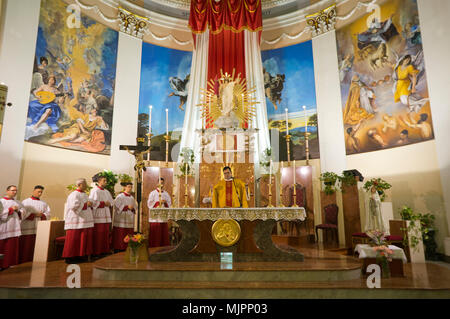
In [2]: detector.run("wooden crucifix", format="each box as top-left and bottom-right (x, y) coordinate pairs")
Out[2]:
(120, 136), (150, 232)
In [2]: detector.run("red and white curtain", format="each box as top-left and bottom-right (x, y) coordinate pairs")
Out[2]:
(180, 0), (269, 157)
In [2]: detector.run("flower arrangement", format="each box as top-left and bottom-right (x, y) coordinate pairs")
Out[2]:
(178, 147), (195, 177)
(124, 232), (145, 264)
(124, 232), (145, 249)
(319, 172), (339, 195)
(337, 171), (357, 189)
(367, 230), (393, 278)
(372, 245), (394, 262)
(366, 229), (387, 246)
(363, 178), (391, 201)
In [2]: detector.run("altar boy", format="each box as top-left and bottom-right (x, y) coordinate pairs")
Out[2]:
(0, 185), (26, 269)
(112, 182), (136, 252)
(20, 185), (51, 263)
(89, 174), (114, 256)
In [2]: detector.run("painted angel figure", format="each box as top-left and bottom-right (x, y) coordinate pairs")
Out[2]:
(392, 50), (428, 113)
(169, 74), (190, 111)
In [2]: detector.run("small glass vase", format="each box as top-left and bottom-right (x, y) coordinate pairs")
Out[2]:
(129, 246), (139, 265)
(376, 255), (391, 278)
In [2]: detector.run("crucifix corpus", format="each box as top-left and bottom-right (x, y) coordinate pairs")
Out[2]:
(119, 136), (150, 232)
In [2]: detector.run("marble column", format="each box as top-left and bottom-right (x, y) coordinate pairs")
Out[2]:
(417, 0), (450, 259)
(0, 0), (41, 192)
(312, 30), (347, 175)
(109, 32), (142, 178)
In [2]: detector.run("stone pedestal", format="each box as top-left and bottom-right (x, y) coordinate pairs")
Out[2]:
(33, 220), (65, 262)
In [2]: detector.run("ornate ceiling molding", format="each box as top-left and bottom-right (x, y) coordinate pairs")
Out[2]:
(306, 4), (337, 37)
(118, 6), (149, 38)
(63, 0), (387, 50)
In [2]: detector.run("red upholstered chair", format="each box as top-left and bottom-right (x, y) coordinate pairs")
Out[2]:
(315, 204), (339, 244)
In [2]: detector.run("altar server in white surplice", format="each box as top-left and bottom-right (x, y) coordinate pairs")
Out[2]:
(89, 175), (113, 256)
(112, 182), (136, 252)
(62, 178), (94, 263)
(20, 185), (51, 263)
(0, 185), (25, 269)
(147, 177), (171, 247)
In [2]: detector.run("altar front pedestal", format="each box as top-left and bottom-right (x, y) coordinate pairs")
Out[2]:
(389, 220), (425, 263)
(147, 207), (307, 262)
(33, 220), (65, 262)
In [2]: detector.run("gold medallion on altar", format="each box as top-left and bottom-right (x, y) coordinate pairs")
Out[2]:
(211, 219), (241, 247)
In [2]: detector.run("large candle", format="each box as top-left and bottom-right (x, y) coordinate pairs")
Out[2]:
(285, 108), (289, 135)
(158, 162), (161, 186)
(303, 105), (307, 133)
(165, 108), (169, 136)
(149, 105), (152, 133)
(185, 162), (188, 185)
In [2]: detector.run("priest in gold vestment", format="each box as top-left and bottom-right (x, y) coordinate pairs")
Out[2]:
(212, 166), (248, 208)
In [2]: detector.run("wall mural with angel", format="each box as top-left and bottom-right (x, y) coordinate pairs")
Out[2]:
(25, 0), (118, 154)
(137, 42), (192, 161)
(336, 0), (433, 155)
(261, 40), (320, 161)
(336, 0), (434, 154)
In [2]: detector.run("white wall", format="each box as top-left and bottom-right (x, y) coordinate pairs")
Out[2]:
(417, 0), (450, 256)
(0, 0), (41, 192)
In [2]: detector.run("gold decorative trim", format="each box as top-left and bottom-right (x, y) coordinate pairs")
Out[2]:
(118, 6), (149, 39)
(149, 207), (307, 222)
(211, 219), (241, 247)
(306, 4), (336, 38)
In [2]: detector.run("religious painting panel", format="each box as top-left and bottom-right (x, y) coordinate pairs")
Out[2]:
(25, 0), (118, 154)
(336, 0), (434, 155)
(138, 42), (192, 161)
(261, 40), (320, 162)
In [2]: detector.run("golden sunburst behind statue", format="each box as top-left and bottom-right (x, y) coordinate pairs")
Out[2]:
(198, 69), (258, 129)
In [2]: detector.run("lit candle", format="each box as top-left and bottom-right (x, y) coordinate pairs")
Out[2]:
(148, 105), (152, 134)
(285, 108), (289, 135)
(165, 108), (169, 136)
(303, 105), (307, 133)
(158, 162), (161, 187)
(185, 162), (188, 185)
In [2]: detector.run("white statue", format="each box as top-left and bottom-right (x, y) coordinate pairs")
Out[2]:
(364, 186), (386, 233)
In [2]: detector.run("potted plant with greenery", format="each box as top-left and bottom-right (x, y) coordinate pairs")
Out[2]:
(97, 170), (119, 198)
(319, 172), (339, 195)
(363, 178), (391, 201)
(337, 171), (357, 192)
(400, 206), (437, 260)
(259, 148), (272, 175)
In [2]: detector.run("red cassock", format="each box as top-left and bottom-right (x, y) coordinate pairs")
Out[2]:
(147, 189), (171, 248)
(112, 192), (136, 250)
(62, 190), (94, 258)
(90, 186), (113, 255)
(0, 197), (24, 268)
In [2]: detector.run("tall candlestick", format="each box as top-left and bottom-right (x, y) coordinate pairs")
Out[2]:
(185, 162), (188, 185)
(269, 159), (273, 177)
(149, 105), (152, 133)
(165, 108), (169, 136)
(303, 105), (307, 133)
(285, 108), (289, 135)
(293, 160), (296, 185)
